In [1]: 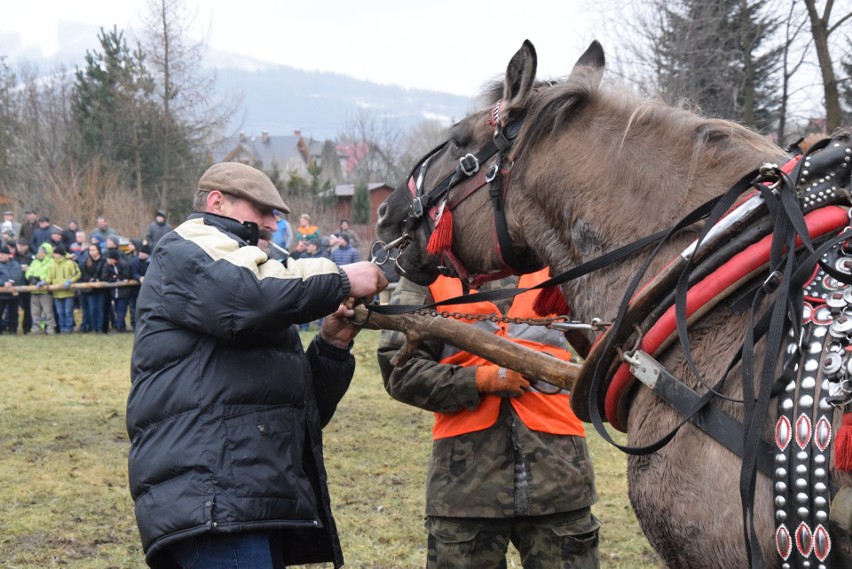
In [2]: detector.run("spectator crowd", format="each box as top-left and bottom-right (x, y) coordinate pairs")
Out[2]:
(0, 209), (170, 335)
(0, 208), (394, 335)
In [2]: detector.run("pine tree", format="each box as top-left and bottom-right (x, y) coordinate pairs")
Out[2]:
(0, 57), (19, 197)
(653, 0), (781, 132)
(70, 26), (157, 199)
(352, 182), (370, 225)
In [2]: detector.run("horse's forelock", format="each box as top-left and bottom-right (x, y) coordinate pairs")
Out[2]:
(476, 81), (504, 108)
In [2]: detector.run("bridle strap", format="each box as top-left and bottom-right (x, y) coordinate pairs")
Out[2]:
(489, 166), (544, 274)
(368, 216), (697, 316)
(402, 112), (526, 269)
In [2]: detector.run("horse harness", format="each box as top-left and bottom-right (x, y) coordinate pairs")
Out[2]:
(398, 100), (543, 288)
(575, 136), (852, 569)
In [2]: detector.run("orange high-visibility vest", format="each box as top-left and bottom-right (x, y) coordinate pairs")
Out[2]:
(429, 269), (585, 440)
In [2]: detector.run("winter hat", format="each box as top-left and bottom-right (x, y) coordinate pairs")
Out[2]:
(52, 244), (67, 256)
(140, 244), (152, 255)
(107, 249), (121, 261)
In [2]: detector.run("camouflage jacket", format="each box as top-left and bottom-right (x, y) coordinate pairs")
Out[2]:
(377, 276), (598, 518)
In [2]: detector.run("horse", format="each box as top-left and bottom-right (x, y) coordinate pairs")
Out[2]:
(375, 40), (852, 568)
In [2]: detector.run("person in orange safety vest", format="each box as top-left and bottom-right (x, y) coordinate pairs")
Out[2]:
(378, 268), (600, 569)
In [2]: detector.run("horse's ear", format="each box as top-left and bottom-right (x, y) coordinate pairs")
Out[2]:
(569, 40), (605, 87)
(503, 40), (537, 111)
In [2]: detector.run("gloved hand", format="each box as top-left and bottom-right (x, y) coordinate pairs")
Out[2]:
(62, 280), (72, 289)
(36, 281), (46, 288)
(474, 365), (530, 397)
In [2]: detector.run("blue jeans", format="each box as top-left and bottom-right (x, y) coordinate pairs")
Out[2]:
(169, 532), (285, 569)
(113, 297), (129, 331)
(53, 297), (75, 333)
(83, 291), (105, 333)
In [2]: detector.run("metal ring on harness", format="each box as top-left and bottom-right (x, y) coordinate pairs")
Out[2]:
(459, 154), (480, 176)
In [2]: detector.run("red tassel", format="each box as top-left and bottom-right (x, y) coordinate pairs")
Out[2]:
(427, 206), (453, 256)
(533, 285), (571, 317)
(834, 413), (852, 471)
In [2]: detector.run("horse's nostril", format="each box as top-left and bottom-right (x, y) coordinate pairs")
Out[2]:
(377, 202), (388, 221)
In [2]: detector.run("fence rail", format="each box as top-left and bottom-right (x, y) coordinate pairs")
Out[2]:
(0, 281), (140, 295)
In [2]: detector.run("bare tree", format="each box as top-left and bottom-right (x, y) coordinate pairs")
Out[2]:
(139, 0), (240, 211)
(338, 109), (406, 185)
(399, 120), (450, 174)
(776, 2), (812, 143)
(802, 0), (852, 131)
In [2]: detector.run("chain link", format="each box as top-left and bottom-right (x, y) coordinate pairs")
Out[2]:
(415, 309), (610, 331)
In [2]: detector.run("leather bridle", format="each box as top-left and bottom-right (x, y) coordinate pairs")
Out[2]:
(397, 100), (543, 288)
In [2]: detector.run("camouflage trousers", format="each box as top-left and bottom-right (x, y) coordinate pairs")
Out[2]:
(426, 508), (600, 569)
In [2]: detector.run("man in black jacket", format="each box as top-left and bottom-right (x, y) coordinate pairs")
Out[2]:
(127, 162), (387, 569)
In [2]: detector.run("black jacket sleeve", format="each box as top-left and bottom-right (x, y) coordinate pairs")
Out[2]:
(305, 334), (356, 427)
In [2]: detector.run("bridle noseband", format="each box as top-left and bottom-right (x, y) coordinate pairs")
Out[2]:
(397, 99), (542, 288)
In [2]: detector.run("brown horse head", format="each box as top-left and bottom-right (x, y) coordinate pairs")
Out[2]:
(376, 40), (607, 286)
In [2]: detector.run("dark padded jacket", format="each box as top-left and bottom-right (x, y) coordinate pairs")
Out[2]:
(127, 212), (354, 568)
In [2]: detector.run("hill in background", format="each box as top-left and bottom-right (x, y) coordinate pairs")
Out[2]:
(2, 23), (474, 141)
(216, 62), (472, 141)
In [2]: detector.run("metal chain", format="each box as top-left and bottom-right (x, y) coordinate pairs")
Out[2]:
(415, 309), (610, 331)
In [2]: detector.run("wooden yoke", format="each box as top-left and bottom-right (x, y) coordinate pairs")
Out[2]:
(351, 304), (580, 391)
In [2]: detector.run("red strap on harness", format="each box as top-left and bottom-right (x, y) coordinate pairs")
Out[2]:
(604, 205), (850, 431)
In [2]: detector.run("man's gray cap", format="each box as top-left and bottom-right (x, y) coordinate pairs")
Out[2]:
(198, 162), (290, 213)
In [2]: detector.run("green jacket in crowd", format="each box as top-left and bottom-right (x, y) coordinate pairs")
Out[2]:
(46, 252), (81, 299)
(25, 243), (54, 295)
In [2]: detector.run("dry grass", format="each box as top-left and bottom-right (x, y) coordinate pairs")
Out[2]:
(0, 329), (659, 568)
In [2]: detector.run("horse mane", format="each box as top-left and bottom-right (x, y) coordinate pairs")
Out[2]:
(494, 70), (784, 172)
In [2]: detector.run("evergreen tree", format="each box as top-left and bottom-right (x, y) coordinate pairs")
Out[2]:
(0, 57), (19, 196)
(352, 182), (370, 225)
(653, 0), (781, 132)
(70, 26), (157, 198)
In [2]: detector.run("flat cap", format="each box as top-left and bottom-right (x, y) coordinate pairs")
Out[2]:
(198, 162), (289, 213)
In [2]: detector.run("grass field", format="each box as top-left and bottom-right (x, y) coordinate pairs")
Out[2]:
(0, 329), (660, 568)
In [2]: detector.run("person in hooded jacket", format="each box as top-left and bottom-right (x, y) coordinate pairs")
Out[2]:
(25, 243), (56, 334)
(145, 210), (172, 248)
(45, 244), (81, 333)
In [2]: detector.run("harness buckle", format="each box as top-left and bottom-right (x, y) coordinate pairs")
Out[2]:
(485, 163), (500, 183)
(459, 154), (480, 176)
(762, 270), (783, 293)
(410, 197), (424, 219)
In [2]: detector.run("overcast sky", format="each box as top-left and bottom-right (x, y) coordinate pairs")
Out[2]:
(1, 0), (619, 96)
